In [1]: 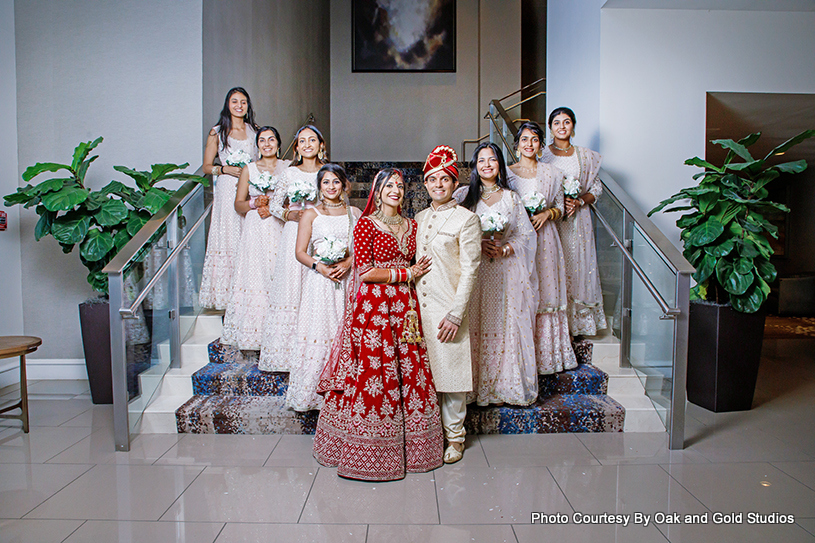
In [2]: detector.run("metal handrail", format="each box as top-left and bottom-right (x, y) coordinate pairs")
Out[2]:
(496, 77), (545, 102)
(591, 202), (680, 319)
(486, 91), (546, 118)
(461, 134), (489, 159)
(119, 199), (212, 318)
(103, 167), (208, 274)
(598, 170), (693, 275)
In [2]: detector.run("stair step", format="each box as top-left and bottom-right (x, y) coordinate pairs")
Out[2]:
(538, 363), (608, 396)
(614, 394), (667, 432)
(175, 393), (624, 435)
(193, 362), (288, 396)
(465, 394), (625, 434)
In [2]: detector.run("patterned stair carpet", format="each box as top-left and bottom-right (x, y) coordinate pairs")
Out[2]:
(176, 338), (624, 435)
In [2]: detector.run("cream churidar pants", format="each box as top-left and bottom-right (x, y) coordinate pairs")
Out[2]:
(438, 392), (467, 443)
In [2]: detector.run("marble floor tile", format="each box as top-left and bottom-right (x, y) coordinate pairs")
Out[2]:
(367, 524), (517, 543)
(549, 464), (707, 516)
(63, 520), (224, 543)
(772, 461), (815, 491)
(27, 380), (89, 396)
(657, 520), (815, 542)
(154, 434), (280, 467)
(60, 405), (114, 428)
(27, 399), (93, 427)
(685, 424), (812, 463)
(25, 464), (204, 521)
(664, 462), (815, 518)
(480, 433), (600, 467)
(262, 435), (321, 468)
(436, 466), (572, 524)
(0, 426), (94, 463)
(440, 434), (489, 468)
(514, 522), (667, 543)
(0, 463), (92, 518)
(46, 430), (182, 465)
(299, 468), (439, 525)
(214, 522), (367, 543)
(798, 518), (815, 537)
(160, 466), (315, 523)
(0, 519), (84, 543)
(576, 431), (710, 465)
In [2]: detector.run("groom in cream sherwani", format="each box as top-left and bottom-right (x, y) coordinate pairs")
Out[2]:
(415, 145), (482, 464)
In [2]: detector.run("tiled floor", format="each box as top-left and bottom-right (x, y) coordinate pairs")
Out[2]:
(1, 339), (814, 542)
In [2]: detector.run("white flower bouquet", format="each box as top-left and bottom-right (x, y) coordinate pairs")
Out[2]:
(225, 149), (252, 168)
(480, 211), (508, 240)
(522, 191), (547, 215)
(287, 175), (317, 204)
(314, 236), (348, 289)
(250, 170), (276, 193)
(563, 175), (582, 199)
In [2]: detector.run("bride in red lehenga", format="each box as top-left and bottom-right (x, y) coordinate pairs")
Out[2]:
(313, 168), (444, 481)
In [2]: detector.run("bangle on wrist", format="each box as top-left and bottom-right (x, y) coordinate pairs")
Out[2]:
(407, 268), (414, 283)
(283, 209), (290, 221)
(388, 269), (396, 283)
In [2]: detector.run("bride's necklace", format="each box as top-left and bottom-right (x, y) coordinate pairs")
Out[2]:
(322, 199), (345, 208)
(552, 142), (573, 152)
(480, 183), (501, 200)
(373, 209), (404, 226)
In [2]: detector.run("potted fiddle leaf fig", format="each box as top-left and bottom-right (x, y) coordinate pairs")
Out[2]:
(4, 137), (206, 403)
(649, 129), (814, 411)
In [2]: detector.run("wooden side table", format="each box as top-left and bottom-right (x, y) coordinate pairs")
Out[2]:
(0, 336), (42, 433)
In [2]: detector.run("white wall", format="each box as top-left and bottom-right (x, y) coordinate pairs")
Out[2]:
(546, 0), (605, 152)
(330, 0), (521, 161)
(599, 7), (815, 245)
(14, 0), (204, 366)
(203, 0), (330, 155)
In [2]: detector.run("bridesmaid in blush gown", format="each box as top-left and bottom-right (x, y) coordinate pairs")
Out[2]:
(220, 126), (289, 350)
(508, 121), (577, 374)
(199, 87), (258, 309)
(454, 143), (539, 407)
(258, 125), (325, 372)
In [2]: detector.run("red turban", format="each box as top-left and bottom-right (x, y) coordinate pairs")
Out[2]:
(423, 145), (458, 180)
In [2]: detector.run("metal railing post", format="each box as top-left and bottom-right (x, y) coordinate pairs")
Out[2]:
(620, 211), (634, 368)
(108, 272), (130, 451)
(669, 271), (690, 450)
(168, 209), (181, 369)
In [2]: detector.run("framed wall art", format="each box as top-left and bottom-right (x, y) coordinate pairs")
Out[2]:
(352, 0), (456, 72)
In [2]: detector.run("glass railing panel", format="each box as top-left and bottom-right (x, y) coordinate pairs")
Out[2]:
(630, 271), (677, 428)
(594, 210), (624, 339)
(174, 184), (208, 343)
(632, 224), (676, 308)
(121, 244), (173, 434)
(595, 184), (625, 243)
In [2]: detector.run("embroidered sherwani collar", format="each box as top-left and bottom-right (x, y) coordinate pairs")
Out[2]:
(430, 200), (457, 212)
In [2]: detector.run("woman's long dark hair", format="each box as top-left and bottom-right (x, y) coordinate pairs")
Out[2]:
(316, 163), (349, 193)
(216, 87), (258, 151)
(294, 124), (327, 166)
(460, 142), (510, 212)
(547, 106), (577, 128)
(255, 125), (282, 155)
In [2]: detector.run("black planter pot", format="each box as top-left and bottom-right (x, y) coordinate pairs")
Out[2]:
(687, 300), (766, 412)
(78, 300), (113, 405)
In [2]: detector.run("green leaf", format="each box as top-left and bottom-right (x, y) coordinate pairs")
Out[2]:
(683, 186), (720, 196)
(96, 199), (129, 226)
(687, 218), (724, 247)
(113, 229), (131, 251)
(84, 192), (109, 211)
(737, 132), (762, 147)
(715, 258), (734, 287)
(698, 192), (718, 213)
(737, 239), (760, 258)
(80, 229), (115, 262)
(3, 187), (35, 206)
(138, 188), (172, 214)
(41, 186), (90, 212)
(22, 162), (72, 182)
(649, 195), (686, 216)
(684, 156), (723, 172)
(772, 159), (808, 175)
(704, 238), (735, 257)
(87, 270), (108, 294)
(34, 210), (56, 240)
(149, 162), (189, 182)
(59, 242), (74, 254)
(70, 137), (103, 171)
(752, 169), (779, 193)
(75, 155), (98, 185)
(734, 257), (753, 275)
(723, 268), (754, 296)
(51, 213), (91, 244)
(755, 258), (777, 283)
(114, 165), (151, 193)
(756, 276), (771, 297)
(677, 213), (703, 229)
(712, 137), (754, 162)
(126, 211), (150, 236)
(663, 205), (694, 213)
(721, 189), (759, 205)
(161, 173), (209, 187)
(763, 129), (815, 161)
(731, 283), (766, 313)
(684, 247), (702, 263)
(719, 173), (745, 191)
(693, 253), (717, 283)
(720, 203), (742, 226)
(31, 177), (68, 196)
(723, 160), (760, 172)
